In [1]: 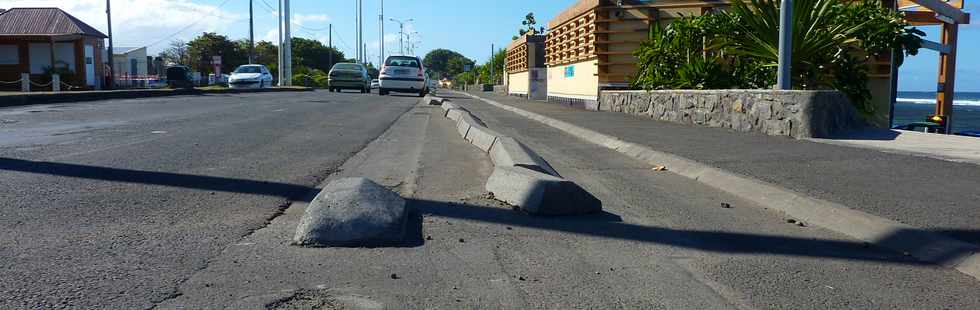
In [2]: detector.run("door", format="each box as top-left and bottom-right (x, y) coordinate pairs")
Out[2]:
(84, 44), (95, 86)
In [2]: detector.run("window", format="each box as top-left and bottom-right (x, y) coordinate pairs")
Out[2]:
(0, 45), (18, 65)
(384, 56), (420, 68)
(233, 66), (262, 73)
(332, 63), (363, 71)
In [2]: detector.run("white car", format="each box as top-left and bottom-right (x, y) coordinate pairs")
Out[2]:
(378, 55), (427, 97)
(371, 79), (380, 89)
(228, 64), (274, 89)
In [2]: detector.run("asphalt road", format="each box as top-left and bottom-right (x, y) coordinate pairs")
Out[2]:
(161, 94), (980, 309)
(0, 90), (418, 309)
(3, 90), (980, 309)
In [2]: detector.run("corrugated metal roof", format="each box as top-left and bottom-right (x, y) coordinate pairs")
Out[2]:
(0, 7), (107, 38)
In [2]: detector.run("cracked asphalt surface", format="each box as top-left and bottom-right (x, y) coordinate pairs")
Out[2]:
(0, 90), (417, 309)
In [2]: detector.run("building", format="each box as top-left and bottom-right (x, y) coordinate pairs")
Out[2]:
(544, 0), (728, 109)
(112, 46), (149, 87)
(505, 34), (548, 100)
(0, 7), (108, 90)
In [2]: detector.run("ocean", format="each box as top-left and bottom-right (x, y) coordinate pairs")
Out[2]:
(894, 91), (980, 133)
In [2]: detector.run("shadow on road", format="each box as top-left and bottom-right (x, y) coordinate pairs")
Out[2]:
(3, 156), (977, 266)
(0, 157), (313, 199)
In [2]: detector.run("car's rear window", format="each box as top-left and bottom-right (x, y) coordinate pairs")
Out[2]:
(233, 66), (262, 73)
(385, 57), (420, 68)
(333, 64), (363, 71)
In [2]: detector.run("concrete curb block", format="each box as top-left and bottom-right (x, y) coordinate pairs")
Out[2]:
(446, 108), (467, 122)
(455, 114), (477, 138)
(441, 102), (459, 112)
(293, 177), (407, 247)
(423, 95), (445, 105)
(486, 166), (601, 215)
(0, 87), (314, 108)
(437, 97), (601, 216)
(457, 90), (980, 281)
(490, 137), (560, 177)
(464, 122), (503, 153)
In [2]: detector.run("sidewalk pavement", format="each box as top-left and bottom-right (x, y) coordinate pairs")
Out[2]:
(459, 90), (980, 248)
(809, 128), (980, 165)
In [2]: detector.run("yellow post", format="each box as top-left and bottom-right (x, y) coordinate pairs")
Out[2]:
(936, 22), (958, 134)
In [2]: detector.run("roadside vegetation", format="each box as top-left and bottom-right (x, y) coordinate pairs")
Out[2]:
(632, 0), (924, 114)
(157, 33), (365, 88)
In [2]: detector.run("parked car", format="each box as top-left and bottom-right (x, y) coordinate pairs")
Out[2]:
(328, 63), (371, 93)
(228, 64), (273, 89)
(165, 65), (194, 89)
(378, 55), (427, 97)
(371, 79), (380, 89)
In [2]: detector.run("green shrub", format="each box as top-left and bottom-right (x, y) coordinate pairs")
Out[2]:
(632, 0), (923, 115)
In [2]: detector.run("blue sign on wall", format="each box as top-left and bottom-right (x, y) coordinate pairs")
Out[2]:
(564, 65), (575, 78)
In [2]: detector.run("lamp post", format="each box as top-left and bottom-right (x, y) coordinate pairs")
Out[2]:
(776, 0), (793, 90)
(379, 0), (384, 65)
(388, 18), (413, 55)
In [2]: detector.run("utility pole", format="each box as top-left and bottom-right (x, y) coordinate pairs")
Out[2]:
(328, 24), (333, 68)
(379, 0), (384, 66)
(282, 0), (292, 86)
(356, 0), (363, 63)
(776, 0), (793, 90)
(106, 0), (114, 89)
(248, 0), (255, 64)
(277, 0), (283, 85)
(490, 44), (494, 85)
(248, 0), (254, 64)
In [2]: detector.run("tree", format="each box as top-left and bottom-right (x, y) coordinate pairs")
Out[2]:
(423, 49), (473, 79)
(187, 32), (248, 74)
(158, 39), (190, 66)
(291, 37), (345, 72)
(513, 13), (546, 40)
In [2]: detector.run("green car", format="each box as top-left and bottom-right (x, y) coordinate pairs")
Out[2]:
(328, 63), (371, 93)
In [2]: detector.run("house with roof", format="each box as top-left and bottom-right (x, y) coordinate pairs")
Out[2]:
(0, 7), (108, 90)
(112, 46), (148, 87)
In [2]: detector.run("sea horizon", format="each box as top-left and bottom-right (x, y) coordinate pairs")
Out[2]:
(896, 91), (980, 106)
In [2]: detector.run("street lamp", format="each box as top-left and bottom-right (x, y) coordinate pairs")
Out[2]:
(388, 18), (413, 55)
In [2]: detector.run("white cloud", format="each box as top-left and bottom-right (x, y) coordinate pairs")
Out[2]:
(292, 14), (329, 26)
(2, 0), (242, 53)
(261, 28), (279, 43)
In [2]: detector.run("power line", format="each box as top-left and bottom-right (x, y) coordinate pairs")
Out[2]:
(144, 0), (235, 48)
(259, 0), (276, 12)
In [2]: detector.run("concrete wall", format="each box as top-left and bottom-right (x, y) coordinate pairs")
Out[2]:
(599, 90), (867, 139)
(547, 59), (598, 108)
(508, 71), (529, 95)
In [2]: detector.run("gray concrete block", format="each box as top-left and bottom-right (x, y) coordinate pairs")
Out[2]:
(441, 102), (458, 112)
(464, 124), (503, 153)
(446, 108), (466, 122)
(293, 177), (407, 247)
(423, 95), (444, 106)
(489, 137), (560, 177)
(486, 166), (601, 216)
(455, 114), (474, 138)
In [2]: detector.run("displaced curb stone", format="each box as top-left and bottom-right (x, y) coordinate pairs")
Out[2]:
(489, 137), (560, 177)
(423, 95), (445, 106)
(486, 166), (601, 215)
(438, 98), (602, 216)
(293, 177), (407, 247)
(456, 90), (980, 281)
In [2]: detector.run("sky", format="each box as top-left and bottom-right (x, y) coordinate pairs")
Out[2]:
(1, 0), (977, 91)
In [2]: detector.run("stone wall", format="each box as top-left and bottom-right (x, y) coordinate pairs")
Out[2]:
(598, 90), (866, 139)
